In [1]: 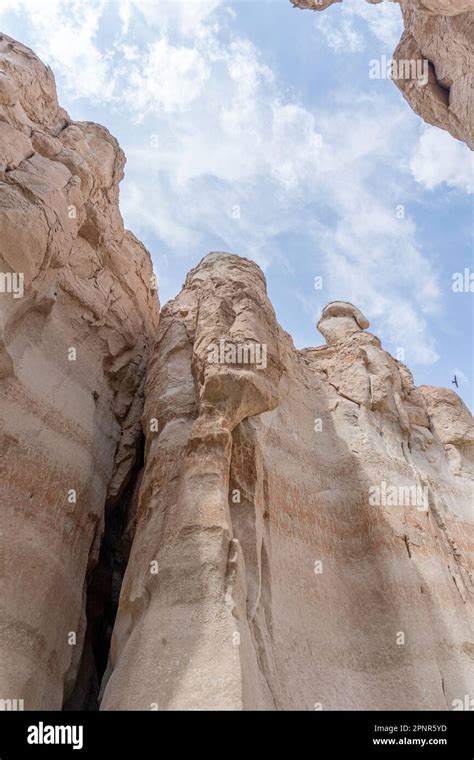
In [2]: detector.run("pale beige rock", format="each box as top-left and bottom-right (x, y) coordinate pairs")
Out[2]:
(317, 301), (370, 344)
(290, 0), (341, 8)
(291, 0), (474, 148)
(102, 253), (473, 711)
(394, 7), (474, 148)
(100, 253), (283, 710)
(0, 35), (159, 709)
(0, 33), (472, 714)
(403, 1), (474, 15)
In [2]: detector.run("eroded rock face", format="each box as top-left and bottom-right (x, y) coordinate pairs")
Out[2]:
(100, 253), (284, 709)
(0, 35), (159, 709)
(317, 301), (370, 344)
(291, 0), (474, 149)
(102, 253), (473, 710)
(0, 33), (472, 713)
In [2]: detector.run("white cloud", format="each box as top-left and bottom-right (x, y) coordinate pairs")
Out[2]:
(317, 15), (366, 53)
(1, 0), (115, 101)
(347, 0), (402, 48)
(123, 38), (211, 117)
(315, 0), (402, 53)
(410, 126), (474, 194)
(0, 0), (459, 366)
(118, 0), (223, 38)
(0, 0), (224, 105)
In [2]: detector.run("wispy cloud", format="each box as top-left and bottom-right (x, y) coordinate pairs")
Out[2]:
(1, 0), (114, 100)
(315, 0), (402, 52)
(410, 126), (474, 194)
(0, 0), (467, 369)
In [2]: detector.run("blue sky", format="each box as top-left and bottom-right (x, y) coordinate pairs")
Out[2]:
(2, 0), (472, 407)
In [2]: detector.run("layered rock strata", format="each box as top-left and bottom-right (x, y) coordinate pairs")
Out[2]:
(0, 35), (159, 709)
(0, 33), (472, 713)
(101, 254), (473, 710)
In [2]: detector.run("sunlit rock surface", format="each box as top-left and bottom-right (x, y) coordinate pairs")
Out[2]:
(0, 34), (472, 713)
(0, 34), (159, 709)
(102, 254), (473, 711)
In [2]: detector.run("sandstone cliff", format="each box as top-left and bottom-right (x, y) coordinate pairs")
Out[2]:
(101, 253), (473, 711)
(0, 34), (159, 709)
(291, 0), (474, 149)
(0, 36), (472, 713)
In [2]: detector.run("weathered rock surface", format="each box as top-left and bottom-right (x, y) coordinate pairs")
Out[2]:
(101, 254), (473, 710)
(0, 35), (159, 709)
(0, 35), (472, 713)
(291, 0), (474, 149)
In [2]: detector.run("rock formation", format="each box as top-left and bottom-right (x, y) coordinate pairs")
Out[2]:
(291, 0), (474, 149)
(100, 254), (473, 711)
(0, 36), (472, 712)
(0, 34), (159, 710)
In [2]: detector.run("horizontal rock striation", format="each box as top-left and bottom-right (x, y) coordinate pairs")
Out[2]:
(102, 254), (473, 710)
(0, 35), (159, 709)
(0, 34), (472, 713)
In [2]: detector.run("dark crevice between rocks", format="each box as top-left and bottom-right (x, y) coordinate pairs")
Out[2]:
(427, 60), (451, 106)
(63, 436), (145, 711)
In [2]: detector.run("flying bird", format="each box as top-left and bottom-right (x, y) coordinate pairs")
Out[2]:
(452, 375), (459, 388)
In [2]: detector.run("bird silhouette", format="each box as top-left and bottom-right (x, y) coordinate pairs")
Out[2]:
(452, 375), (459, 388)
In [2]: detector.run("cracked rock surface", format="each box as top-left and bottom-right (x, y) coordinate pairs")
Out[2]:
(102, 255), (473, 710)
(0, 36), (472, 712)
(0, 35), (159, 709)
